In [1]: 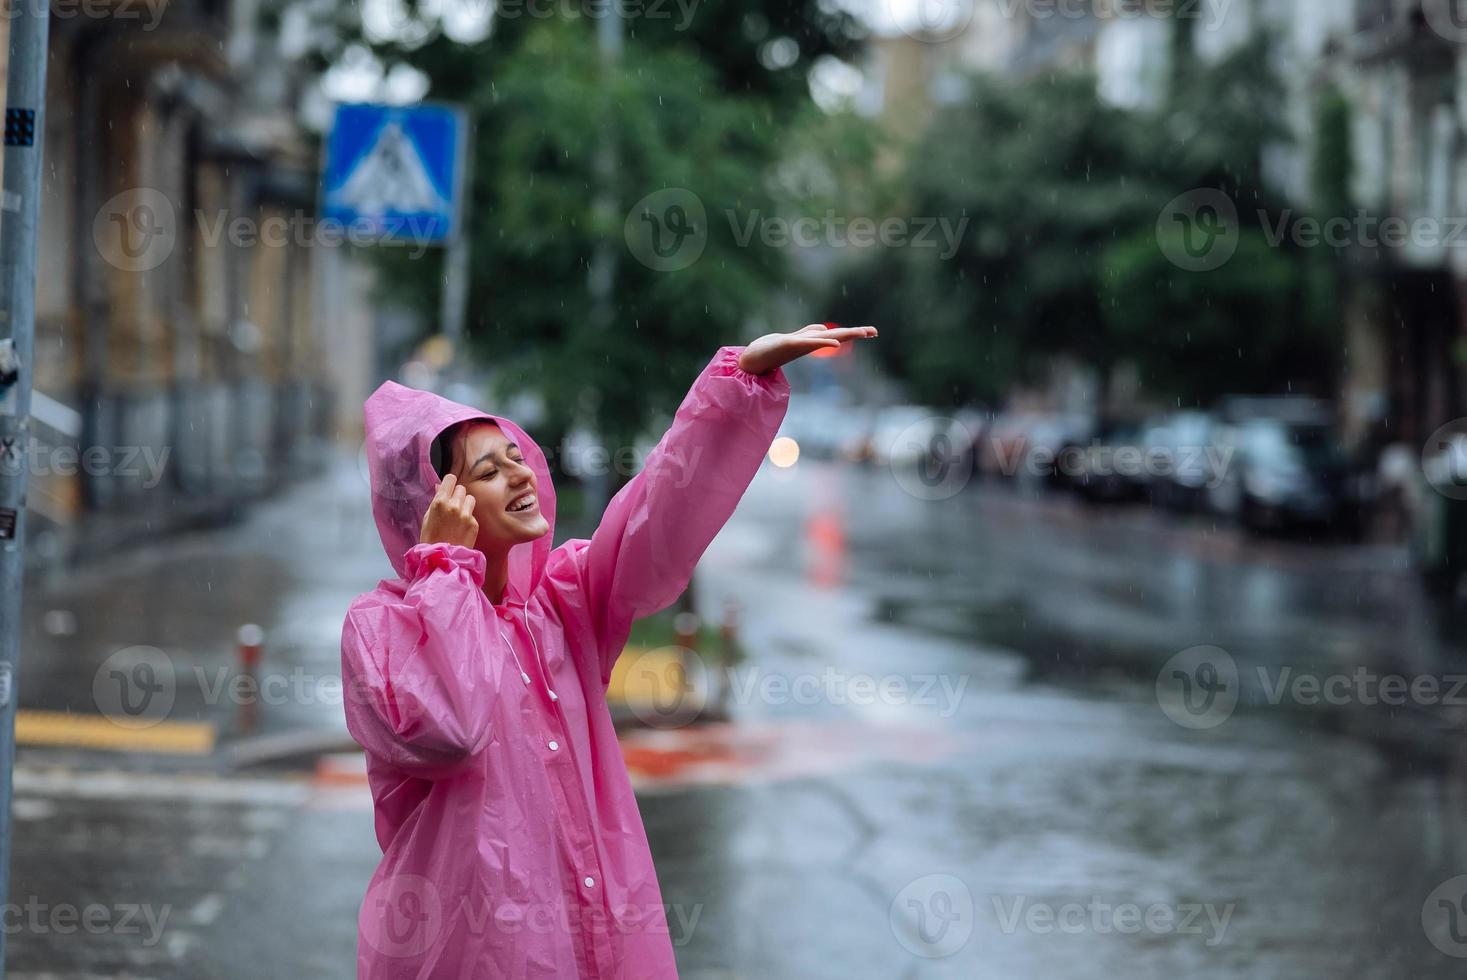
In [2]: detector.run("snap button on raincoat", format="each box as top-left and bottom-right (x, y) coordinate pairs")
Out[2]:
(343, 346), (789, 979)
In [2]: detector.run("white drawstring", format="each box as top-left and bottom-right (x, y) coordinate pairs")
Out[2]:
(494, 619), (531, 686)
(495, 601), (557, 704)
(523, 603), (558, 702)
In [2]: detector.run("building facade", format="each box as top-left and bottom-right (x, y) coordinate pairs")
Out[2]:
(8, 0), (388, 565)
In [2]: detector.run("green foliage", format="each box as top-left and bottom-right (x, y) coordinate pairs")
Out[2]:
(373, 22), (790, 456)
(828, 71), (1163, 405)
(305, 2), (865, 462)
(1162, 35), (1291, 198)
(1311, 85), (1354, 221)
(622, 0), (862, 110)
(1100, 229), (1338, 403)
(827, 31), (1341, 409)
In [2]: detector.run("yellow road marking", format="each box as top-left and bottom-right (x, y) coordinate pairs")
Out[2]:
(607, 645), (668, 706)
(607, 644), (711, 712)
(15, 710), (216, 755)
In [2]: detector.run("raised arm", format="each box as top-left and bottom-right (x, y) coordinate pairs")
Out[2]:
(341, 541), (504, 779)
(564, 325), (877, 683)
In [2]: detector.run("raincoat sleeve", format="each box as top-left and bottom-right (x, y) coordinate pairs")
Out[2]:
(341, 542), (503, 779)
(575, 344), (790, 682)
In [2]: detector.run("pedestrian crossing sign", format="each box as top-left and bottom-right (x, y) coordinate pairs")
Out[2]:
(323, 103), (467, 245)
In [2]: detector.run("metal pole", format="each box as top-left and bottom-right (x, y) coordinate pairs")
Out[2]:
(0, 1), (50, 974)
(439, 106), (472, 347)
(580, 6), (623, 516)
(587, 5), (622, 331)
(439, 233), (469, 345)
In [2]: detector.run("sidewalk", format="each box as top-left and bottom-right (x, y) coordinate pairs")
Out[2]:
(18, 453), (385, 771)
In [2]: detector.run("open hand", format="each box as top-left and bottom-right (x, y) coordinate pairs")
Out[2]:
(738, 323), (879, 376)
(419, 474), (479, 549)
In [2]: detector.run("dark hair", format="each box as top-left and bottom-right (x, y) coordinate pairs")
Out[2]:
(430, 422), (467, 480)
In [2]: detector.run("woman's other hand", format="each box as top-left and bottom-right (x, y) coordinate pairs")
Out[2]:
(419, 474), (480, 548)
(737, 323), (879, 377)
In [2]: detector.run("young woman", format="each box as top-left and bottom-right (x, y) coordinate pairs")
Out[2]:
(343, 324), (878, 979)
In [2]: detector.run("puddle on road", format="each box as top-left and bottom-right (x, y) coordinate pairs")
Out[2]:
(881, 589), (1467, 779)
(877, 591), (1168, 684)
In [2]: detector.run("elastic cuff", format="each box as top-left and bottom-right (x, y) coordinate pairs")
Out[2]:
(405, 542), (487, 584)
(713, 345), (789, 393)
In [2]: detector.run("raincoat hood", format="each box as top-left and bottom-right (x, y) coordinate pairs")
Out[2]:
(362, 380), (556, 602)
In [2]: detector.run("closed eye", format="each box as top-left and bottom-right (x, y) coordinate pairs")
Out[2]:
(473, 452), (524, 480)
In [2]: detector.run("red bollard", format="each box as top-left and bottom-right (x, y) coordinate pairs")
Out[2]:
(716, 600), (741, 718)
(237, 623), (264, 736)
(720, 600), (740, 662)
(673, 611), (700, 653)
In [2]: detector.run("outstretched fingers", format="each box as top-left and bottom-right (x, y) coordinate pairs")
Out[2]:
(820, 325), (878, 342)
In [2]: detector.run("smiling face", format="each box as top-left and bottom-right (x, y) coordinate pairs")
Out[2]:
(437, 421), (550, 553)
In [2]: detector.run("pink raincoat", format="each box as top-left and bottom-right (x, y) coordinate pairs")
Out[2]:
(342, 345), (789, 979)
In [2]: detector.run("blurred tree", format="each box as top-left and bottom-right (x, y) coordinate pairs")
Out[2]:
(299, 2), (865, 486)
(1096, 35), (1338, 405)
(827, 31), (1339, 411)
(302, 0), (860, 113)
(827, 71), (1160, 407)
(1310, 84), (1354, 224)
(1099, 230), (1337, 404)
(624, 0), (862, 108)
(420, 24), (783, 467)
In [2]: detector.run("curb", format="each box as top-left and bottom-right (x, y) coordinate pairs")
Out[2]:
(225, 728), (362, 770)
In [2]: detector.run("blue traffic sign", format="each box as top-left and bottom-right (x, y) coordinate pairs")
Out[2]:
(323, 103), (466, 245)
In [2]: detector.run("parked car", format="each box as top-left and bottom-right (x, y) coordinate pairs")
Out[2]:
(1416, 433), (1467, 596)
(775, 396), (866, 461)
(1145, 411), (1222, 512)
(870, 406), (971, 469)
(1207, 418), (1359, 533)
(1217, 396), (1332, 428)
(1022, 413), (1095, 492)
(1075, 419), (1148, 504)
(952, 407), (992, 471)
(977, 410), (1041, 480)
(834, 407), (879, 463)
(975, 410), (1092, 490)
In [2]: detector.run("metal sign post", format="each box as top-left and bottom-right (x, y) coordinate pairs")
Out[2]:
(438, 109), (472, 346)
(0, 1), (51, 975)
(322, 102), (469, 345)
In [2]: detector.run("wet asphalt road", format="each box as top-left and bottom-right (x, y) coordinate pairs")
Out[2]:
(11, 455), (1467, 977)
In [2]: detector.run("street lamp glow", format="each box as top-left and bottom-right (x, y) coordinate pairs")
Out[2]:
(769, 436), (800, 468)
